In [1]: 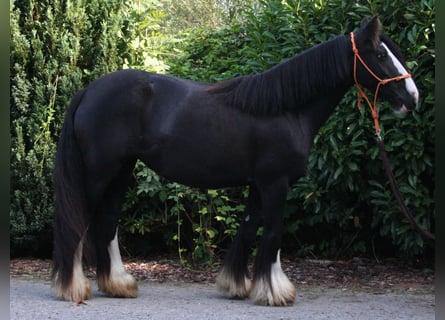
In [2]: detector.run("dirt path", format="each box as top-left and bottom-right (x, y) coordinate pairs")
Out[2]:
(10, 256), (434, 291)
(10, 257), (434, 319)
(10, 278), (434, 320)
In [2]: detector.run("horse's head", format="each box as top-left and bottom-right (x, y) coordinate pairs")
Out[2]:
(353, 16), (419, 114)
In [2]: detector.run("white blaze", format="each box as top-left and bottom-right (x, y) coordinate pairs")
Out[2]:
(381, 42), (419, 104)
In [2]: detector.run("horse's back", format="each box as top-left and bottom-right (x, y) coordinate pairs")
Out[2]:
(72, 70), (193, 154)
(70, 70), (232, 181)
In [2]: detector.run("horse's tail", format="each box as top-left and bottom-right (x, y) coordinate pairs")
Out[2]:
(52, 88), (90, 291)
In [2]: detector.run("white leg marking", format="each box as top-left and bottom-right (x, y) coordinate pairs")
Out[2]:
(53, 235), (92, 302)
(216, 266), (251, 299)
(382, 42), (419, 104)
(98, 229), (138, 298)
(250, 250), (296, 306)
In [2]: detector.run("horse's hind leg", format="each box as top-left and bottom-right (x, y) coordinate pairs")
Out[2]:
(52, 226), (92, 302)
(216, 185), (262, 299)
(249, 178), (296, 306)
(89, 160), (138, 298)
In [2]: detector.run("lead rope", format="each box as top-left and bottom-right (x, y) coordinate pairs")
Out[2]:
(350, 32), (434, 240)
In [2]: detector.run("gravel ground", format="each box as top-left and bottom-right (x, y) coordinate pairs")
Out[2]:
(10, 278), (434, 320)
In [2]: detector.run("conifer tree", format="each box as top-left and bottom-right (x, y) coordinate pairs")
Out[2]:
(10, 0), (134, 256)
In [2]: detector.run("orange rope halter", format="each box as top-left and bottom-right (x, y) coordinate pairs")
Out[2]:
(350, 32), (412, 139)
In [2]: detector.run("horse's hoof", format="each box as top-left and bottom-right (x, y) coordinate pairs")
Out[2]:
(98, 272), (138, 298)
(216, 268), (251, 299)
(249, 277), (296, 306)
(53, 275), (93, 303)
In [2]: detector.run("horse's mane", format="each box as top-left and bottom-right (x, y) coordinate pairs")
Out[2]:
(207, 34), (352, 116)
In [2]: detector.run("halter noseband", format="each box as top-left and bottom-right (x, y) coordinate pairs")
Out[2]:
(350, 32), (412, 139)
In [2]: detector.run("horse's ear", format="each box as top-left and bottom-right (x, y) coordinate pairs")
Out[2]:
(360, 16), (371, 28)
(361, 15), (383, 48)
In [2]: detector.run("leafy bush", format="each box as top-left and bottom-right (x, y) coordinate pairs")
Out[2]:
(123, 0), (434, 261)
(282, 0), (435, 258)
(121, 161), (246, 264)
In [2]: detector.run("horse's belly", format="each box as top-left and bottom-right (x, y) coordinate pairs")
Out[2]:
(140, 139), (251, 189)
(149, 160), (250, 189)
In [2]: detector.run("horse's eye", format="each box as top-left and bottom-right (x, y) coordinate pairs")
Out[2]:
(377, 51), (388, 60)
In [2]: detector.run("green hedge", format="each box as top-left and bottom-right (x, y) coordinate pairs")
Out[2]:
(10, 0), (136, 256)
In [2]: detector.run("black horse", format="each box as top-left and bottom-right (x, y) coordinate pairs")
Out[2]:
(52, 16), (418, 306)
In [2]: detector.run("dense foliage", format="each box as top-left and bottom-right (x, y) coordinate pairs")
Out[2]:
(10, 0), (136, 256)
(10, 0), (434, 263)
(122, 0), (435, 262)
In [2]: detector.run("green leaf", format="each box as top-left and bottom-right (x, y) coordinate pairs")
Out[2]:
(347, 162), (359, 172)
(333, 167), (343, 180)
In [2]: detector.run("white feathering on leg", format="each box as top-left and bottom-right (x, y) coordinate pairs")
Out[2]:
(250, 250), (296, 306)
(216, 266), (251, 299)
(97, 229), (138, 298)
(53, 235), (92, 302)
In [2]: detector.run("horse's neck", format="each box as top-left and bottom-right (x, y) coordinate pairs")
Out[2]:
(264, 34), (353, 114)
(300, 84), (352, 139)
(281, 35), (354, 134)
(210, 34), (354, 117)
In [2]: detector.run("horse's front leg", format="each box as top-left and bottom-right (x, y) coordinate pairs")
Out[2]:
(216, 185), (262, 299)
(249, 178), (296, 306)
(96, 228), (138, 298)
